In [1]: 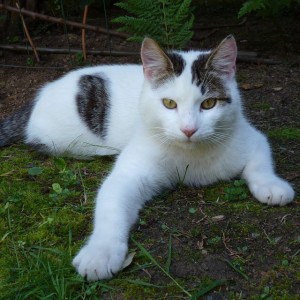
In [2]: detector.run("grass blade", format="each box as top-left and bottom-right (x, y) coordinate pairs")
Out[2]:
(165, 234), (172, 274)
(191, 280), (226, 299)
(224, 259), (249, 280)
(132, 238), (192, 297)
(127, 279), (167, 289)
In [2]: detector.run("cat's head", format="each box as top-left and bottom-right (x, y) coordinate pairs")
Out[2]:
(139, 35), (241, 149)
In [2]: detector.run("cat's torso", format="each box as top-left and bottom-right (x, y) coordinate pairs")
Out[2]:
(26, 65), (144, 156)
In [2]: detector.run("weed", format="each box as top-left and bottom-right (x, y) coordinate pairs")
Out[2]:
(176, 164), (190, 188)
(208, 236), (222, 245)
(26, 57), (34, 66)
(224, 258), (249, 280)
(223, 179), (248, 201)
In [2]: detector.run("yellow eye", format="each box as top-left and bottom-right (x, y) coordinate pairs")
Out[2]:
(162, 98), (177, 109)
(201, 98), (217, 110)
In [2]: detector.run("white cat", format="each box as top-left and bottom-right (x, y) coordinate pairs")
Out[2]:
(0, 36), (294, 281)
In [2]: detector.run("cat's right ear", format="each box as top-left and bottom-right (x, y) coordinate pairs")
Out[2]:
(141, 38), (173, 85)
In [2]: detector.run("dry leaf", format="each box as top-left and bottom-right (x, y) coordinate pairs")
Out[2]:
(241, 83), (263, 90)
(121, 252), (136, 269)
(212, 215), (225, 222)
(272, 87), (283, 91)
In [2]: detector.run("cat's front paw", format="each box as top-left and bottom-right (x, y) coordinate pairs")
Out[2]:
(72, 240), (128, 281)
(249, 178), (294, 206)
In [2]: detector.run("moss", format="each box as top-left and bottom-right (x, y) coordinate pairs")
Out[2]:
(253, 102), (271, 110)
(268, 127), (300, 140)
(1, 141), (299, 299)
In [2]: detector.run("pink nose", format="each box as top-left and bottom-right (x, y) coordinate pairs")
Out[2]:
(181, 128), (197, 138)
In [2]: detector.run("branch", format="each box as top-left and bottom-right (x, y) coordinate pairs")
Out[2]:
(0, 45), (280, 65)
(0, 4), (129, 39)
(82, 5), (88, 62)
(191, 29), (219, 42)
(16, 2), (40, 62)
(194, 18), (247, 31)
(0, 44), (139, 56)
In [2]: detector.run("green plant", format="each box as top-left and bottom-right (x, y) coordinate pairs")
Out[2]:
(49, 157), (80, 202)
(26, 57), (34, 66)
(238, 0), (300, 18)
(223, 179), (248, 201)
(112, 0), (194, 49)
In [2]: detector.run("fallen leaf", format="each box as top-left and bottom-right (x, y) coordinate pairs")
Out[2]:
(212, 215), (225, 222)
(272, 87), (283, 91)
(121, 252), (136, 269)
(241, 83), (263, 90)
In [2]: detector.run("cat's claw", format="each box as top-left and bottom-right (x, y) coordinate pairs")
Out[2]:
(72, 240), (128, 281)
(249, 178), (294, 206)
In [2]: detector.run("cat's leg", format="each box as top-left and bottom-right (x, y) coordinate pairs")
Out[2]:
(72, 146), (166, 280)
(242, 132), (294, 206)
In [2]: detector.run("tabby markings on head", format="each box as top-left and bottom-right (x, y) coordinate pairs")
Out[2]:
(76, 74), (110, 139)
(166, 52), (186, 77)
(153, 52), (186, 87)
(191, 54), (231, 103)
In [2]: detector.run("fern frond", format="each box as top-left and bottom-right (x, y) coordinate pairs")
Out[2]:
(112, 0), (194, 49)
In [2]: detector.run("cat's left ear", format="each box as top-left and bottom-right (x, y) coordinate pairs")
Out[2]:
(206, 35), (237, 80)
(141, 38), (174, 85)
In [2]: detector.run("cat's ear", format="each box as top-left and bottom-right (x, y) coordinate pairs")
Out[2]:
(141, 38), (174, 85)
(206, 35), (237, 80)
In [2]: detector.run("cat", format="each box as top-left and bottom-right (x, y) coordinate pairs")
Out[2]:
(0, 35), (295, 281)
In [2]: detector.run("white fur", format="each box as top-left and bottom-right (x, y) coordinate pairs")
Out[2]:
(24, 43), (294, 281)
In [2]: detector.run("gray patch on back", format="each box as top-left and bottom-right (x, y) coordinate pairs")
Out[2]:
(0, 102), (34, 146)
(76, 73), (110, 139)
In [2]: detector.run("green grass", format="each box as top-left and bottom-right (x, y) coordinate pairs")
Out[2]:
(268, 127), (300, 140)
(0, 144), (299, 299)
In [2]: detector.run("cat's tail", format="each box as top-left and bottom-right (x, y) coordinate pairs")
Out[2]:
(0, 103), (34, 146)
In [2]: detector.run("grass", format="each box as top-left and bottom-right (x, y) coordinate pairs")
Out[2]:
(0, 144), (299, 299)
(268, 127), (300, 140)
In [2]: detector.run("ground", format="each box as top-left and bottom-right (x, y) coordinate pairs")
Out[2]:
(0, 4), (299, 300)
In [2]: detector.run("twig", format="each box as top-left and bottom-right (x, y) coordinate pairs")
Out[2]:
(16, 2), (40, 62)
(0, 64), (67, 70)
(0, 44), (280, 65)
(194, 18), (247, 30)
(192, 29), (219, 42)
(0, 45), (139, 56)
(222, 232), (239, 257)
(237, 56), (281, 65)
(82, 5), (88, 62)
(0, 4), (129, 39)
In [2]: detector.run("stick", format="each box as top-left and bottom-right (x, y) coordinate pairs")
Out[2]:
(16, 2), (40, 62)
(0, 45), (280, 65)
(194, 18), (247, 30)
(191, 29), (219, 42)
(0, 44), (139, 56)
(0, 4), (129, 39)
(82, 5), (88, 62)
(237, 56), (281, 65)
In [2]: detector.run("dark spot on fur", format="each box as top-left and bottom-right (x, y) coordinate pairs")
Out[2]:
(192, 54), (231, 103)
(76, 74), (110, 138)
(191, 54), (209, 87)
(152, 52), (186, 88)
(167, 52), (186, 76)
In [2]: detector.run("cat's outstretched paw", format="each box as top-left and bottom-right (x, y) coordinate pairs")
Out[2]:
(72, 240), (128, 281)
(249, 178), (294, 206)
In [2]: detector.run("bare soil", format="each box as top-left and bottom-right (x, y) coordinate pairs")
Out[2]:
(0, 5), (299, 299)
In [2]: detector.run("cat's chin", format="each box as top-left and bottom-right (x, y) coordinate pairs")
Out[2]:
(173, 139), (199, 150)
